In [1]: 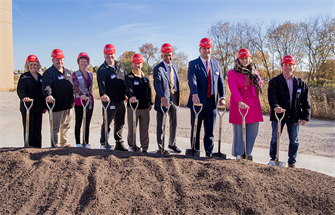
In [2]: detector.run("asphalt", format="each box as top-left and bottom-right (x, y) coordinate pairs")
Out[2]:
(0, 107), (334, 177)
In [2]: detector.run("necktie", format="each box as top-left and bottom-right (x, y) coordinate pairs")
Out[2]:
(206, 61), (211, 97)
(169, 65), (175, 95)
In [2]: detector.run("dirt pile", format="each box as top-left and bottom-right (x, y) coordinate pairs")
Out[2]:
(1, 148), (334, 214)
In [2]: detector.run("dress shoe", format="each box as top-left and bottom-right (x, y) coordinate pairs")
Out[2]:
(288, 164), (296, 168)
(168, 145), (181, 153)
(114, 141), (128, 151)
(100, 144), (112, 150)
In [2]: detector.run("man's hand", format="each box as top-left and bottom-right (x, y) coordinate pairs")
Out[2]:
(192, 94), (200, 104)
(22, 97), (31, 102)
(101, 94), (109, 102)
(46, 95), (54, 103)
(238, 101), (248, 109)
(300, 120), (308, 126)
(129, 96), (137, 103)
(161, 97), (169, 107)
(274, 106), (285, 113)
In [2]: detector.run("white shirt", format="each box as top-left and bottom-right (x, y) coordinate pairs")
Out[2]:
(163, 61), (178, 92)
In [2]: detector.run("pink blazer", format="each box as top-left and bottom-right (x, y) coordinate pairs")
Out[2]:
(228, 69), (263, 124)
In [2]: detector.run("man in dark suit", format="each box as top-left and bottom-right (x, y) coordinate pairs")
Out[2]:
(268, 55), (311, 168)
(187, 38), (226, 157)
(153, 43), (181, 153)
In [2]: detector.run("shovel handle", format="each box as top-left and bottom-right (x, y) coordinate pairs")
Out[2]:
(274, 110), (285, 123)
(217, 105), (226, 118)
(160, 103), (170, 114)
(130, 100), (139, 112)
(24, 99), (34, 113)
(46, 100), (56, 113)
(80, 97), (90, 110)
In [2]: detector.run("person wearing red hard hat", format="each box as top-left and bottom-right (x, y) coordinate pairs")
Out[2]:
(124, 54), (153, 153)
(227, 48), (264, 159)
(268, 55), (311, 168)
(42, 49), (74, 148)
(72, 52), (94, 148)
(153, 43), (181, 153)
(187, 38), (226, 157)
(96, 44), (128, 150)
(17, 55), (46, 147)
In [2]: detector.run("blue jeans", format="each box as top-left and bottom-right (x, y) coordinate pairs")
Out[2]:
(232, 122), (259, 157)
(269, 121), (300, 165)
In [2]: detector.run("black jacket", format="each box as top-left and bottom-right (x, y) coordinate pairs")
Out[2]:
(268, 74), (311, 124)
(125, 72), (153, 110)
(17, 72), (45, 113)
(96, 61), (127, 103)
(42, 65), (74, 112)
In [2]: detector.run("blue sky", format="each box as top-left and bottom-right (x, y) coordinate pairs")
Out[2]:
(12, 0), (334, 71)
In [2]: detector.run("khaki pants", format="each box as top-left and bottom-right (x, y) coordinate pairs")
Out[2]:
(127, 107), (150, 150)
(53, 109), (72, 147)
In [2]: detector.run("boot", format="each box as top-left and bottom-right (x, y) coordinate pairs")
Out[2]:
(114, 141), (128, 151)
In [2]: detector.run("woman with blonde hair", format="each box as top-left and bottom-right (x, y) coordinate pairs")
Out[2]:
(17, 55), (45, 147)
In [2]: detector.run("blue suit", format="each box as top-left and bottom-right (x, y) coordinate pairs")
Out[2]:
(187, 57), (225, 156)
(153, 61), (180, 148)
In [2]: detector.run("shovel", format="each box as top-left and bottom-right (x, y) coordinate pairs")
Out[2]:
(185, 103), (203, 157)
(46, 99), (57, 148)
(212, 105), (226, 158)
(156, 103), (170, 155)
(239, 106), (253, 161)
(269, 110), (286, 167)
(80, 97), (90, 148)
(129, 100), (140, 152)
(23, 98), (34, 147)
(102, 99), (111, 150)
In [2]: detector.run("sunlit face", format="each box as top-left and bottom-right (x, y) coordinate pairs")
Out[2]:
(28, 62), (39, 73)
(52, 58), (64, 70)
(238, 57), (251, 67)
(281, 63), (295, 77)
(78, 58), (89, 71)
(199, 47), (211, 60)
(132, 62), (142, 72)
(104, 53), (115, 65)
(161, 52), (173, 65)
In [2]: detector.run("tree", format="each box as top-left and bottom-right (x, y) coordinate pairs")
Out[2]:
(173, 50), (188, 75)
(139, 43), (158, 74)
(119, 50), (136, 61)
(92, 66), (99, 73)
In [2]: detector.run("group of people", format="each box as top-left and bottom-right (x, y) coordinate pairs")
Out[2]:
(17, 38), (311, 168)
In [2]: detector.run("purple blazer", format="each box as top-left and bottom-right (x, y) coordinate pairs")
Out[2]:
(227, 69), (263, 124)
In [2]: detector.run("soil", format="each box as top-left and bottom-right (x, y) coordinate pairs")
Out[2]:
(1, 147), (334, 214)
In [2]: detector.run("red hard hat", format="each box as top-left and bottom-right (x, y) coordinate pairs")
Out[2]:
(131, 54), (143, 63)
(237, 49), (251, 58)
(161, 43), (173, 53)
(199, 38), (212, 48)
(104, 44), (115, 54)
(77, 52), (90, 63)
(26, 55), (39, 63)
(51, 49), (65, 59)
(281, 55), (296, 65)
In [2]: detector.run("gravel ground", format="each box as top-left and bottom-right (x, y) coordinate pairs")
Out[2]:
(2, 91), (334, 157)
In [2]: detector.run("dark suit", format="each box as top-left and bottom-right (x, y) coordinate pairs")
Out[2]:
(187, 57), (225, 156)
(153, 61), (180, 148)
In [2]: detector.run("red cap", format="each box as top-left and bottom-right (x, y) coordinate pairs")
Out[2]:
(77, 52), (90, 63)
(161, 43), (173, 53)
(281, 55), (296, 65)
(199, 38), (212, 48)
(26, 55), (39, 63)
(104, 44), (115, 54)
(51, 49), (65, 59)
(237, 49), (251, 58)
(131, 54), (143, 63)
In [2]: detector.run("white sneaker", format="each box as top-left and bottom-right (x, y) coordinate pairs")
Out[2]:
(100, 145), (112, 150)
(236, 155), (242, 159)
(76, 144), (83, 148)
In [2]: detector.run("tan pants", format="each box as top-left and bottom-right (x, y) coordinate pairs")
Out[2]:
(127, 107), (150, 150)
(53, 109), (72, 147)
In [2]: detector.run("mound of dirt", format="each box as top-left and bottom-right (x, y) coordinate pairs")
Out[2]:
(1, 148), (334, 214)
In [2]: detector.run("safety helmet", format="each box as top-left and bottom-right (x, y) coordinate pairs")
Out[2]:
(26, 55), (39, 63)
(77, 52), (90, 63)
(199, 38), (212, 48)
(131, 54), (143, 63)
(104, 44), (116, 54)
(51, 49), (65, 59)
(281, 55), (296, 65)
(161, 43), (173, 53)
(237, 49), (251, 59)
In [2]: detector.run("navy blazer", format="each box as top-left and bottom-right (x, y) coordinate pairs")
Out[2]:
(153, 61), (180, 112)
(187, 57), (225, 108)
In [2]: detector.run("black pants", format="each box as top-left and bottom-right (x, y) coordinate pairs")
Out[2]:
(21, 110), (43, 148)
(74, 105), (93, 144)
